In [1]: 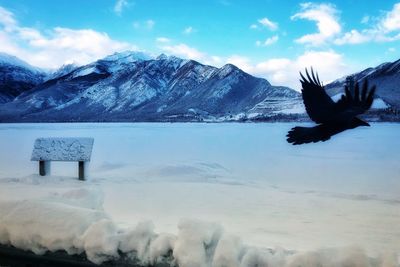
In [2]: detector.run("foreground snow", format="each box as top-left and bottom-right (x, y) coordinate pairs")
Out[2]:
(0, 123), (399, 266)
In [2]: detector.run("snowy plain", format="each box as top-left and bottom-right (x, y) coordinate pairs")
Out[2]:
(0, 123), (399, 266)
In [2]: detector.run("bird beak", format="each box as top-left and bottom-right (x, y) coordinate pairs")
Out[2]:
(363, 121), (370, 127)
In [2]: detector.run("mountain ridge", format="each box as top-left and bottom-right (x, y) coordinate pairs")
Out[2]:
(326, 58), (400, 109)
(0, 51), (301, 122)
(0, 53), (47, 103)
(0, 51), (399, 122)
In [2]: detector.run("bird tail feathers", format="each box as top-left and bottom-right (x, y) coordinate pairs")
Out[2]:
(286, 126), (333, 145)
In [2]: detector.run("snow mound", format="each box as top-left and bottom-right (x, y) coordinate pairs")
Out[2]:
(0, 200), (108, 255)
(0, 192), (397, 267)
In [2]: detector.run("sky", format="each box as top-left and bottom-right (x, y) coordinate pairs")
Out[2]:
(0, 0), (399, 89)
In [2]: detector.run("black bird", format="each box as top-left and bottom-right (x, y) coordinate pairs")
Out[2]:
(287, 68), (376, 145)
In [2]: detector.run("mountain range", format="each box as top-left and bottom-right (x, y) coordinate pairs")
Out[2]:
(0, 51), (398, 122)
(326, 59), (400, 110)
(0, 51), (301, 122)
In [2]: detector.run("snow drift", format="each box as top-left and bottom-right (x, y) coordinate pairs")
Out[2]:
(0, 187), (397, 267)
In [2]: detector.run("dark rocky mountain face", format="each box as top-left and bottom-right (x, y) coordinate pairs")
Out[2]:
(326, 59), (400, 109)
(0, 52), (301, 122)
(0, 53), (46, 103)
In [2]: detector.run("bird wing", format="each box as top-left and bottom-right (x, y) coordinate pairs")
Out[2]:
(286, 124), (346, 145)
(299, 68), (336, 123)
(334, 79), (375, 118)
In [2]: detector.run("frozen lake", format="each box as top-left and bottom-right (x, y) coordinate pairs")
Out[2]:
(0, 123), (399, 265)
(0, 123), (399, 194)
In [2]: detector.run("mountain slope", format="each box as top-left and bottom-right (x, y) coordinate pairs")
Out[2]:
(0, 52), (300, 122)
(0, 53), (46, 103)
(326, 58), (400, 109)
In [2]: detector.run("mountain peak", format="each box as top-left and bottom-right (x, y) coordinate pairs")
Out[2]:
(221, 63), (238, 70)
(156, 53), (182, 62)
(47, 63), (79, 80)
(0, 52), (43, 73)
(217, 63), (240, 77)
(156, 53), (169, 60)
(103, 50), (151, 63)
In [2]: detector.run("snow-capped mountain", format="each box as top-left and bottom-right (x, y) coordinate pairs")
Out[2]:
(0, 53), (46, 103)
(326, 58), (400, 109)
(0, 51), (301, 122)
(46, 63), (79, 80)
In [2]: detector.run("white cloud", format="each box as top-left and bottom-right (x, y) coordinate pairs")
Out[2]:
(0, 31), (20, 55)
(183, 26), (195, 35)
(132, 21), (140, 29)
(0, 6), (17, 31)
(256, 35), (279, 46)
(250, 24), (258, 30)
(156, 37), (171, 43)
(132, 19), (155, 30)
(114, 0), (129, 15)
(334, 29), (400, 45)
(374, 32), (400, 42)
(228, 50), (349, 90)
(361, 15), (370, 24)
(291, 2), (341, 46)
(161, 43), (204, 61)
(0, 6), (137, 69)
(334, 3), (400, 45)
(379, 3), (400, 32)
(146, 20), (155, 29)
(226, 55), (254, 72)
(160, 43), (222, 66)
(257, 17), (278, 31)
(210, 56), (222, 65)
(265, 35), (279, 45)
(23, 28), (134, 69)
(334, 30), (370, 45)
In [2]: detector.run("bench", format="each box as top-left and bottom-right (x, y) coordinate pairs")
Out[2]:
(31, 137), (94, 180)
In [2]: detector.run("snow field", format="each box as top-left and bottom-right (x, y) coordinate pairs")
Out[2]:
(0, 123), (399, 266)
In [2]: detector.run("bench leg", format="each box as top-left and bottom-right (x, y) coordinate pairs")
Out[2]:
(39, 161), (50, 176)
(78, 161), (85, 181)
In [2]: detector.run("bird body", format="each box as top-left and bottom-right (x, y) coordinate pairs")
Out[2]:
(287, 69), (375, 145)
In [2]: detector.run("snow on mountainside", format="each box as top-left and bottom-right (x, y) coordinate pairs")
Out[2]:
(0, 51), (301, 122)
(2, 51), (398, 122)
(47, 63), (79, 80)
(0, 53), (43, 73)
(0, 53), (46, 103)
(103, 50), (151, 63)
(326, 58), (400, 109)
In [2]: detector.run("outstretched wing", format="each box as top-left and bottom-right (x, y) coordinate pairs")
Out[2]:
(300, 68), (336, 123)
(334, 79), (375, 118)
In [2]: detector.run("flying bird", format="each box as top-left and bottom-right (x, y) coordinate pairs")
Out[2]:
(287, 68), (376, 145)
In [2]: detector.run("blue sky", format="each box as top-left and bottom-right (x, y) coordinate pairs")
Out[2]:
(0, 0), (399, 89)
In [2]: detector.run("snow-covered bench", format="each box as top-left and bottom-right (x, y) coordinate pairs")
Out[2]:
(31, 137), (94, 180)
